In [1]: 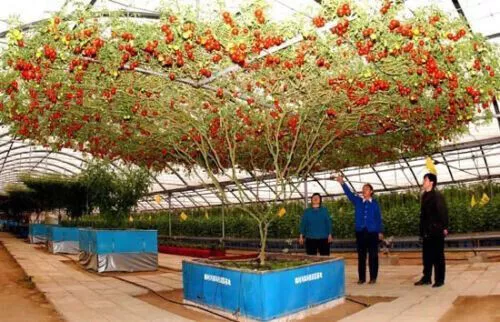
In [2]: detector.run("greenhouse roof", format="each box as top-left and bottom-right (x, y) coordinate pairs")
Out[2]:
(0, 0), (499, 210)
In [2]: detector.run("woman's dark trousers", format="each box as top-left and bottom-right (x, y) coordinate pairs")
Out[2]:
(356, 229), (379, 282)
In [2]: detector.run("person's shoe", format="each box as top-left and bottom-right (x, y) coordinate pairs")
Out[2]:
(357, 280), (365, 284)
(368, 279), (377, 284)
(432, 282), (444, 288)
(414, 279), (431, 286)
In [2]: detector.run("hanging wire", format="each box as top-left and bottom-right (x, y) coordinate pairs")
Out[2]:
(106, 0), (158, 13)
(270, 0), (314, 19)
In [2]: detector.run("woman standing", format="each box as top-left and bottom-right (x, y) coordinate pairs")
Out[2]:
(299, 193), (333, 256)
(336, 176), (383, 284)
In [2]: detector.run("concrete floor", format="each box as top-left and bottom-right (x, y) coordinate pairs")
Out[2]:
(1, 233), (499, 322)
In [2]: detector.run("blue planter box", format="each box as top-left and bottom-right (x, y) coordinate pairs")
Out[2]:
(183, 256), (345, 321)
(0, 219), (8, 231)
(4, 220), (19, 232)
(78, 228), (158, 273)
(29, 224), (51, 244)
(47, 226), (80, 254)
(15, 225), (29, 239)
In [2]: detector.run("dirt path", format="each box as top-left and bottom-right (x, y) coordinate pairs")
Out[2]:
(439, 296), (500, 322)
(137, 288), (394, 322)
(0, 238), (63, 322)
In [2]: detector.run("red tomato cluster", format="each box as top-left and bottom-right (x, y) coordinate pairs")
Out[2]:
(222, 12), (234, 26)
(252, 32), (284, 54)
(254, 8), (265, 24)
(380, 0), (392, 14)
(43, 45), (57, 62)
(198, 32), (222, 53)
(121, 32), (135, 41)
(229, 44), (247, 66)
(355, 96), (370, 106)
(312, 16), (326, 28)
(388, 19), (400, 31)
(362, 28), (374, 38)
(369, 79), (390, 93)
(447, 29), (466, 41)
(330, 19), (349, 37)
(82, 38), (104, 58)
(15, 59), (42, 82)
(356, 40), (375, 56)
(144, 40), (159, 55)
(161, 24), (175, 43)
(209, 117), (221, 138)
(337, 4), (351, 17)
(397, 83), (411, 96)
(265, 55), (280, 67)
(326, 108), (337, 118)
(199, 68), (212, 78)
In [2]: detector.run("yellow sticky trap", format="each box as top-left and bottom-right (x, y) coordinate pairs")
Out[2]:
(425, 157), (437, 175)
(205, 211), (209, 219)
(149, 215), (152, 221)
(277, 207), (286, 218)
(129, 215), (134, 222)
(470, 195), (477, 208)
(180, 212), (188, 221)
(154, 194), (162, 204)
(479, 193), (490, 206)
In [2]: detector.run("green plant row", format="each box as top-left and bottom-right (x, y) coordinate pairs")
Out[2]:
(0, 160), (150, 222)
(64, 182), (500, 238)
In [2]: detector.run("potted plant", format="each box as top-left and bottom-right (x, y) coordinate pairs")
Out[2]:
(76, 161), (156, 272)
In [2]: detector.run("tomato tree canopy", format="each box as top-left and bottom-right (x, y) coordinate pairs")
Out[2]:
(1, 0), (498, 175)
(2, 0), (498, 263)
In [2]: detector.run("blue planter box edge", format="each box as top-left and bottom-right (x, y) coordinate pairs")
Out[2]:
(183, 256), (345, 321)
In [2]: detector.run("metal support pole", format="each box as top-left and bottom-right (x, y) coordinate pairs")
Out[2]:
(304, 178), (309, 208)
(222, 203), (225, 239)
(168, 193), (172, 237)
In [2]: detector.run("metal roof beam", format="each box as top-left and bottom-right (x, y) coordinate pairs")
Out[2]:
(451, 0), (471, 29)
(0, 160), (77, 175)
(0, 152), (83, 172)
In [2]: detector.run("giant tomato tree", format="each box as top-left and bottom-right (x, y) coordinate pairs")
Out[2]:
(1, 0), (498, 263)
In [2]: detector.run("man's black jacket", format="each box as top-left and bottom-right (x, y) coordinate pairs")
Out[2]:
(420, 189), (449, 238)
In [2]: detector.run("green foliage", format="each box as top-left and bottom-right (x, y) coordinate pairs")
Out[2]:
(64, 182), (500, 238)
(0, 183), (38, 216)
(1, 161), (151, 223)
(80, 161), (151, 224)
(20, 174), (87, 217)
(219, 259), (313, 271)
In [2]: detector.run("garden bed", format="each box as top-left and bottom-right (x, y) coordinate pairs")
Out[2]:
(79, 228), (158, 273)
(158, 244), (225, 258)
(29, 223), (51, 244)
(183, 254), (345, 321)
(47, 226), (79, 254)
(217, 257), (315, 271)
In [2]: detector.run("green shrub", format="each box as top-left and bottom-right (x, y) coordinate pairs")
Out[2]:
(62, 182), (500, 238)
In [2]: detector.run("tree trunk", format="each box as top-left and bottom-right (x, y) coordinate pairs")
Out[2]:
(258, 222), (268, 266)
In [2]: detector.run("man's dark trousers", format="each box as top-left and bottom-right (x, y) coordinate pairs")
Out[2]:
(355, 229), (379, 282)
(422, 235), (445, 284)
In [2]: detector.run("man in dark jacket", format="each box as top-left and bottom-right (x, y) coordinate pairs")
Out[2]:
(415, 173), (449, 288)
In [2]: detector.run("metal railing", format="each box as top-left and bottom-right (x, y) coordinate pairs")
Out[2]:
(159, 232), (500, 253)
